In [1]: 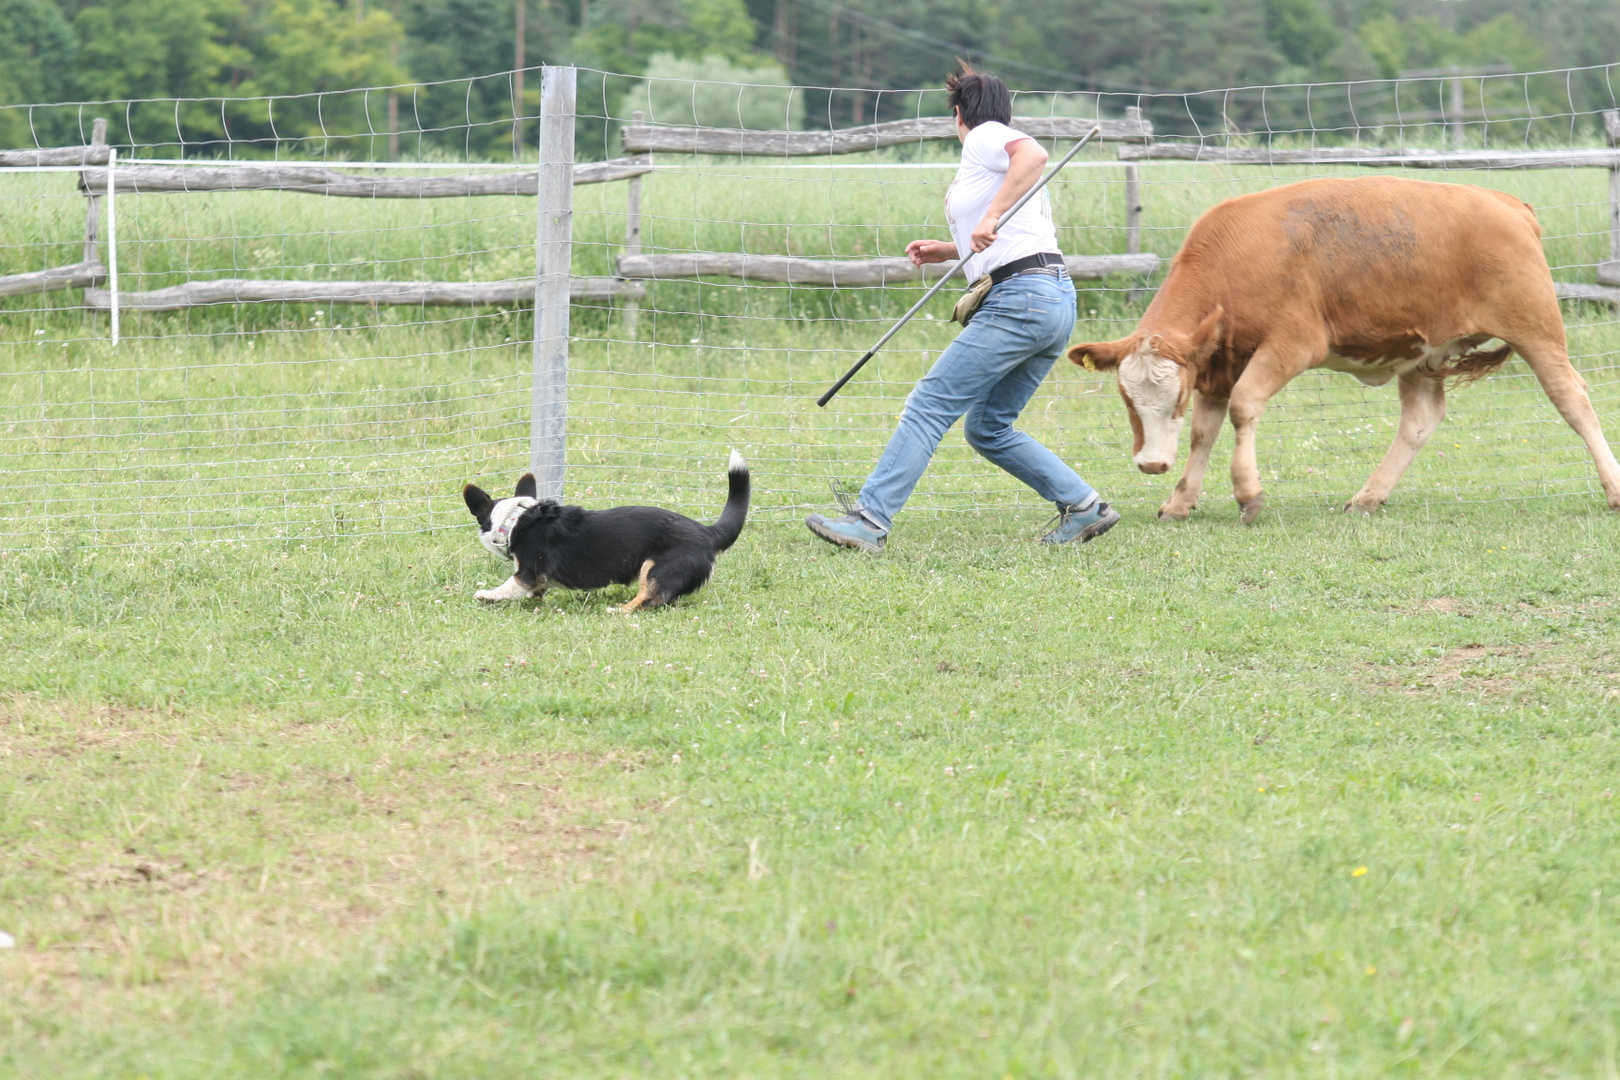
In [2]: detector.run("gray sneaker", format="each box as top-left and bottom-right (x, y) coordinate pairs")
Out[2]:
(1040, 500), (1120, 545)
(806, 512), (887, 552)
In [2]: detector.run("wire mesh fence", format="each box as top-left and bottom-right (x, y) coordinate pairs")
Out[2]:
(1, 64), (1618, 549)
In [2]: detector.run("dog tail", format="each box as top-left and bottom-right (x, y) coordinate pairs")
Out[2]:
(707, 449), (750, 552)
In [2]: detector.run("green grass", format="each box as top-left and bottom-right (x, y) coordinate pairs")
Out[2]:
(3, 144), (1620, 1075)
(3, 503), (1620, 1077)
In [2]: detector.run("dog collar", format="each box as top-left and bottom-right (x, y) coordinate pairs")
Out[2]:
(488, 497), (537, 557)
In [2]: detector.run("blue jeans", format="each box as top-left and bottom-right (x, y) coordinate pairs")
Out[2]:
(855, 271), (1094, 531)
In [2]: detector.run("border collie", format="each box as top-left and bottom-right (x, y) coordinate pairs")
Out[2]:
(462, 451), (749, 612)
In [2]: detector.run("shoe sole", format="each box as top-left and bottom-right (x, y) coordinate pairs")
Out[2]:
(1080, 509), (1121, 542)
(1042, 508), (1121, 545)
(805, 517), (885, 553)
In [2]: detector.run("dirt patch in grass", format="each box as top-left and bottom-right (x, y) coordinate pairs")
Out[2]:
(1359, 641), (1620, 698)
(0, 695), (645, 1018)
(1390, 597), (1480, 618)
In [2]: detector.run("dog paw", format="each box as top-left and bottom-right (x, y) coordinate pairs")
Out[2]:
(474, 590), (499, 602)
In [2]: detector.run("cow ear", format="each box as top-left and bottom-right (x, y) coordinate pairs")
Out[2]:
(514, 473), (538, 499)
(1189, 306), (1223, 363)
(1067, 338), (1130, 371)
(463, 483), (494, 519)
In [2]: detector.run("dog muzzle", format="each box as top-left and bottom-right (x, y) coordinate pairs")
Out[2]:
(486, 497), (537, 558)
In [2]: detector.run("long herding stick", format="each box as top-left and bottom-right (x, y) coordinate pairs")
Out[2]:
(816, 124), (1102, 408)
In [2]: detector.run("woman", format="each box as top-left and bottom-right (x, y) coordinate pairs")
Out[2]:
(805, 66), (1117, 552)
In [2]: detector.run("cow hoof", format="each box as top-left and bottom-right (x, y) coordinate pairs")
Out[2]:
(1238, 495), (1266, 525)
(1157, 507), (1191, 522)
(1343, 499), (1379, 516)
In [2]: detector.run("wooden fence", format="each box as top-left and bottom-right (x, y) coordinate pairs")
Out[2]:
(2, 96), (1619, 315)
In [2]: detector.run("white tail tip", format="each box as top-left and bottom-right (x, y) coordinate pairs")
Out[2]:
(728, 448), (747, 473)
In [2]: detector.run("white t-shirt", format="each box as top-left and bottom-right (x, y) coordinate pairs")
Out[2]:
(945, 120), (1061, 283)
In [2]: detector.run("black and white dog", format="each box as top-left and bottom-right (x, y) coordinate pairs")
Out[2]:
(462, 451), (749, 612)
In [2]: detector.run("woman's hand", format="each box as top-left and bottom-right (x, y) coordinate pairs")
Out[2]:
(905, 239), (958, 267)
(970, 213), (1000, 252)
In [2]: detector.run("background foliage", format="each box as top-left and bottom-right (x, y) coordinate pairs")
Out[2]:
(1, 0), (1619, 154)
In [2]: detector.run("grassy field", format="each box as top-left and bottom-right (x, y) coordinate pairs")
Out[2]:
(3, 501), (1620, 1077)
(3, 138), (1620, 1075)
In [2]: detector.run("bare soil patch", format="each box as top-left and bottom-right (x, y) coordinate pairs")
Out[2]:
(0, 695), (647, 1017)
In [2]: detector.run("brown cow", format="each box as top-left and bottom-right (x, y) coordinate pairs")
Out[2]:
(1067, 176), (1620, 523)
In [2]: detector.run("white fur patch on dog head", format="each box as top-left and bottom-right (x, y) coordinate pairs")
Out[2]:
(480, 496), (537, 559)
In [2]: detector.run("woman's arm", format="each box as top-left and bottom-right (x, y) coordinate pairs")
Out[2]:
(970, 137), (1049, 252)
(905, 238), (959, 266)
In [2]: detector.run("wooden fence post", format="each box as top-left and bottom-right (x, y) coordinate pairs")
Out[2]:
(1123, 106), (1143, 257)
(81, 119), (106, 268)
(1603, 110), (1620, 287)
(622, 109), (645, 338)
(531, 65), (576, 498)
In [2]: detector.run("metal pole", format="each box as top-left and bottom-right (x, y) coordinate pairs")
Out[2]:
(817, 125), (1100, 408)
(531, 66), (575, 496)
(512, 0), (525, 158)
(107, 146), (119, 347)
(622, 110), (644, 338)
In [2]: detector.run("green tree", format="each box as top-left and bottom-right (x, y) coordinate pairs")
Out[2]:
(71, 0), (403, 151)
(1265, 0), (1339, 71)
(0, 0), (78, 146)
(573, 0), (759, 79)
(616, 52), (803, 129)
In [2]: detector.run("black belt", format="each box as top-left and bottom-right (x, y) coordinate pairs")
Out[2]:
(989, 252), (1066, 286)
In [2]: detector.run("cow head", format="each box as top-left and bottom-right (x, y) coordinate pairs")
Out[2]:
(1068, 307), (1223, 475)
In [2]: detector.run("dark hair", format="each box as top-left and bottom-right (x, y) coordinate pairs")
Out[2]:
(945, 63), (1012, 129)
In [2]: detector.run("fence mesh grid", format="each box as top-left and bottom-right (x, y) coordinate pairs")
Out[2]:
(1, 65), (1618, 549)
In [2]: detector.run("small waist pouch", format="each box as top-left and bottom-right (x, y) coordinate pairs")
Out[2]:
(950, 274), (994, 326)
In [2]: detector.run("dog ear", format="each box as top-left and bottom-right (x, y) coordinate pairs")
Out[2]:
(1067, 337), (1133, 371)
(463, 483), (494, 520)
(514, 473), (538, 499)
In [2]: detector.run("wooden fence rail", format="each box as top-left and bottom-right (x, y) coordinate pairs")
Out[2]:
(0, 147), (110, 167)
(621, 114), (1153, 157)
(81, 275), (640, 312)
(0, 260), (105, 298)
(1118, 145), (1620, 169)
(78, 156), (651, 197)
(615, 252), (1159, 286)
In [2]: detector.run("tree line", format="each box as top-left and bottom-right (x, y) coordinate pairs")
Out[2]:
(1, 0), (1616, 155)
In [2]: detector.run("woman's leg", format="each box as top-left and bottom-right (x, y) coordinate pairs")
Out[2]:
(853, 286), (1050, 529)
(962, 276), (1094, 508)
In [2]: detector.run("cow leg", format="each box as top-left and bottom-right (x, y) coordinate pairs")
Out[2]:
(1347, 373), (1447, 514)
(1228, 344), (1316, 524)
(1514, 336), (1620, 510)
(1158, 392), (1229, 521)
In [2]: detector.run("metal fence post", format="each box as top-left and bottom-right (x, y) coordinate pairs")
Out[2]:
(531, 65), (576, 498)
(1603, 110), (1620, 287)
